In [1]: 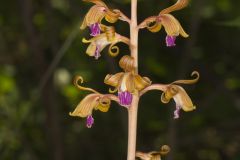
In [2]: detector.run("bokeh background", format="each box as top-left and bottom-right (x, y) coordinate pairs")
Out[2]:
(0, 0), (240, 159)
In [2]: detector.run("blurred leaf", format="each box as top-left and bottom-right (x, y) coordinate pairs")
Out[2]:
(216, 16), (240, 27)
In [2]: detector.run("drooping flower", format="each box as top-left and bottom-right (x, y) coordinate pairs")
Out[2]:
(80, 0), (121, 35)
(139, 71), (199, 119)
(82, 26), (129, 59)
(69, 76), (118, 128)
(139, 0), (189, 47)
(104, 55), (152, 107)
(160, 71), (200, 118)
(69, 93), (112, 128)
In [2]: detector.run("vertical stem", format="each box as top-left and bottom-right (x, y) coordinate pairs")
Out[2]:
(127, 0), (139, 160)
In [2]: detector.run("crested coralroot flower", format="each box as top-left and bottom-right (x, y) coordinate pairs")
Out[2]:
(139, 71), (199, 119)
(136, 145), (170, 160)
(80, 0), (129, 35)
(80, 0), (120, 27)
(104, 55), (151, 107)
(139, 0), (189, 47)
(160, 71), (200, 119)
(69, 76), (118, 128)
(82, 26), (129, 59)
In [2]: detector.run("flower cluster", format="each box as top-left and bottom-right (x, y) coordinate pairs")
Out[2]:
(69, 55), (152, 127)
(80, 0), (130, 59)
(70, 0), (199, 127)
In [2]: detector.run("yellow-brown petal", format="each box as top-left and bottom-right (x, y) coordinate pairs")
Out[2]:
(80, 5), (106, 29)
(160, 14), (181, 36)
(104, 72), (124, 87)
(69, 94), (100, 118)
(105, 9), (120, 23)
(134, 75), (152, 91)
(173, 85), (195, 112)
(85, 42), (97, 56)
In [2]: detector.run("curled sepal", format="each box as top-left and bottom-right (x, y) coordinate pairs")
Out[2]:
(74, 76), (100, 94)
(136, 145), (170, 160)
(171, 71), (200, 85)
(160, 0), (190, 14)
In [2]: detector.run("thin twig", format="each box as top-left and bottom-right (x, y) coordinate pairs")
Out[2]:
(38, 23), (80, 93)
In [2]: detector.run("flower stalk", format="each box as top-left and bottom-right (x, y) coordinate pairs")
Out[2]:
(127, 0), (139, 159)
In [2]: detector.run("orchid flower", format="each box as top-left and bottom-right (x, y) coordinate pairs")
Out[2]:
(139, 0), (189, 47)
(104, 55), (152, 107)
(140, 71), (200, 119)
(69, 76), (118, 128)
(80, 0), (130, 36)
(82, 26), (130, 59)
(136, 145), (170, 160)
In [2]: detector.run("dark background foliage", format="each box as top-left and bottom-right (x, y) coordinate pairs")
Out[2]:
(0, 0), (240, 159)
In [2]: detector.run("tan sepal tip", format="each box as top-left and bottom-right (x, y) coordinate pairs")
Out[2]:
(159, 145), (170, 155)
(108, 43), (119, 57)
(171, 71), (200, 85)
(73, 75), (99, 94)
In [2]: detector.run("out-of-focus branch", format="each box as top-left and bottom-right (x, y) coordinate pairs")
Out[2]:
(38, 24), (80, 94)
(18, 0), (66, 159)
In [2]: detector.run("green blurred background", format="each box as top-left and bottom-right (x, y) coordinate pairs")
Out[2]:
(0, 0), (240, 159)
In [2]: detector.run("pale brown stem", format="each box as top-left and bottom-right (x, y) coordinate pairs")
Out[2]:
(106, 94), (119, 103)
(139, 84), (168, 96)
(127, 0), (139, 159)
